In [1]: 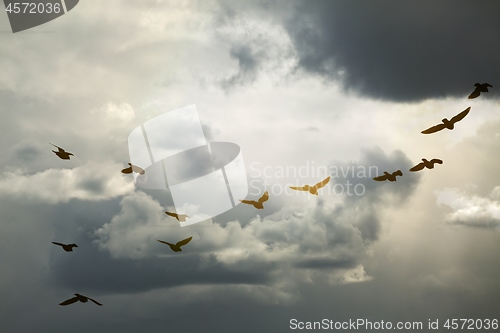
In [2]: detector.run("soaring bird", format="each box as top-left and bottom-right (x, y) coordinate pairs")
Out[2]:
(157, 236), (193, 252)
(468, 83), (492, 99)
(239, 191), (269, 209)
(121, 163), (145, 175)
(289, 176), (331, 195)
(59, 293), (102, 306)
(421, 107), (471, 134)
(49, 143), (73, 160)
(373, 170), (403, 182)
(165, 212), (190, 222)
(52, 242), (78, 252)
(409, 158), (443, 172)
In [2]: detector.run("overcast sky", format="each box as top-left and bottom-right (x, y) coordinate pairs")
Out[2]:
(1, 1), (499, 332)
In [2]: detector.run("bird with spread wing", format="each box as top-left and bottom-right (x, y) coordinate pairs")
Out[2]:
(239, 191), (269, 209)
(165, 212), (190, 222)
(59, 293), (102, 306)
(409, 158), (443, 172)
(52, 242), (78, 252)
(157, 236), (193, 252)
(289, 176), (330, 195)
(121, 163), (145, 175)
(468, 83), (492, 99)
(373, 170), (403, 182)
(421, 107), (470, 134)
(49, 143), (74, 160)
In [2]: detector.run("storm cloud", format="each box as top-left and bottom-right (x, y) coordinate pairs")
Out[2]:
(284, 0), (500, 101)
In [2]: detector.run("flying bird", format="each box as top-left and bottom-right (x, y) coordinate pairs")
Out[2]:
(59, 293), (102, 306)
(409, 158), (443, 172)
(121, 163), (145, 175)
(165, 212), (190, 222)
(468, 83), (492, 99)
(239, 191), (269, 209)
(49, 143), (73, 160)
(373, 170), (403, 182)
(52, 242), (78, 252)
(421, 107), (471, 134)
(289, 176), (331, 195)
(157, 236), (193, 252)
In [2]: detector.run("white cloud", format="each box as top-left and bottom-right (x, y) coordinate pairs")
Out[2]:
(436, 187), (500, 228)
(0, 161), (134, 204)
(326, 264), (373, 285)
(94, 102), (135, 122)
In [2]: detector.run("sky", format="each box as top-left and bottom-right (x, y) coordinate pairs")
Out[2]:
(0, 0), (500, 332)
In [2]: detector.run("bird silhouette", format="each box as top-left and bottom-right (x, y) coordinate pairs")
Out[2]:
(49, 143), (73, 160)
(165, 212), (190, 222)
(468, 83), (492, 99)
(373, 170), (403, 182)
(409, 158), (443, 172)
(59, 293), (102, 306)
(52, 242), (78, 252)
(121, 163), (145, 175)
(289, 176), (331, 195)
(157, 236), (192, 252)
(421, 107), (471, 134)
(239, 191), (269, 209)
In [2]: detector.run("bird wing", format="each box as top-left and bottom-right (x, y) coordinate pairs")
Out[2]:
(131, 164), (145, 175)
(421, 123), (446, 134)
(486, 83), (493, 88)
(176, 236), (193, 247)
(49, 142), (62, 150)
(429, 159), (443, 165)
(157, 240), (174, 246)
(240, 200), (257, 205)
(88, 298), (103, 306)
(313, 176), (331, 190)
(450, 107), (470, 124)
(289, 186), (307, 191)
(394, 170), (403, 177)
(59, 296), (79, 306)
(373, 175), (388, 181)
(468, 88), (480, 99)
(52, 242), (65, 247)
(165, 212), (179, 219)
(409, 163), (425, 172)
(258, 191), (269, 204)
(121, 167), (133, 174)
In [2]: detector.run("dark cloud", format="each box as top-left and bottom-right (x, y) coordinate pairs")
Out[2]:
(331, 146), (420, 203)
(221, 45), (262, 90)
(328, 147), (421, 241)
(294, 258), (355, 269)
(284, 0), (500, 101)
(50, 251), (271, 294)
(9, 140), (41, 163)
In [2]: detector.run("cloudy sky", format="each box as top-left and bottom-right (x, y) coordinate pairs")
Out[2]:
(1, 1), (500, 332)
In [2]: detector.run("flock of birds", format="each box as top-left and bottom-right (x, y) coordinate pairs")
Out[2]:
(49, 83), (491, 306)
(371, 83), (491, 182)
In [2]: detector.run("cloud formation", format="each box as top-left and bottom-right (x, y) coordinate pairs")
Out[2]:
(0, 162), (134, 204)
(282, 0), (500, 101)
(437, 187), (500, 229)
(94, 190), (373, 298)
